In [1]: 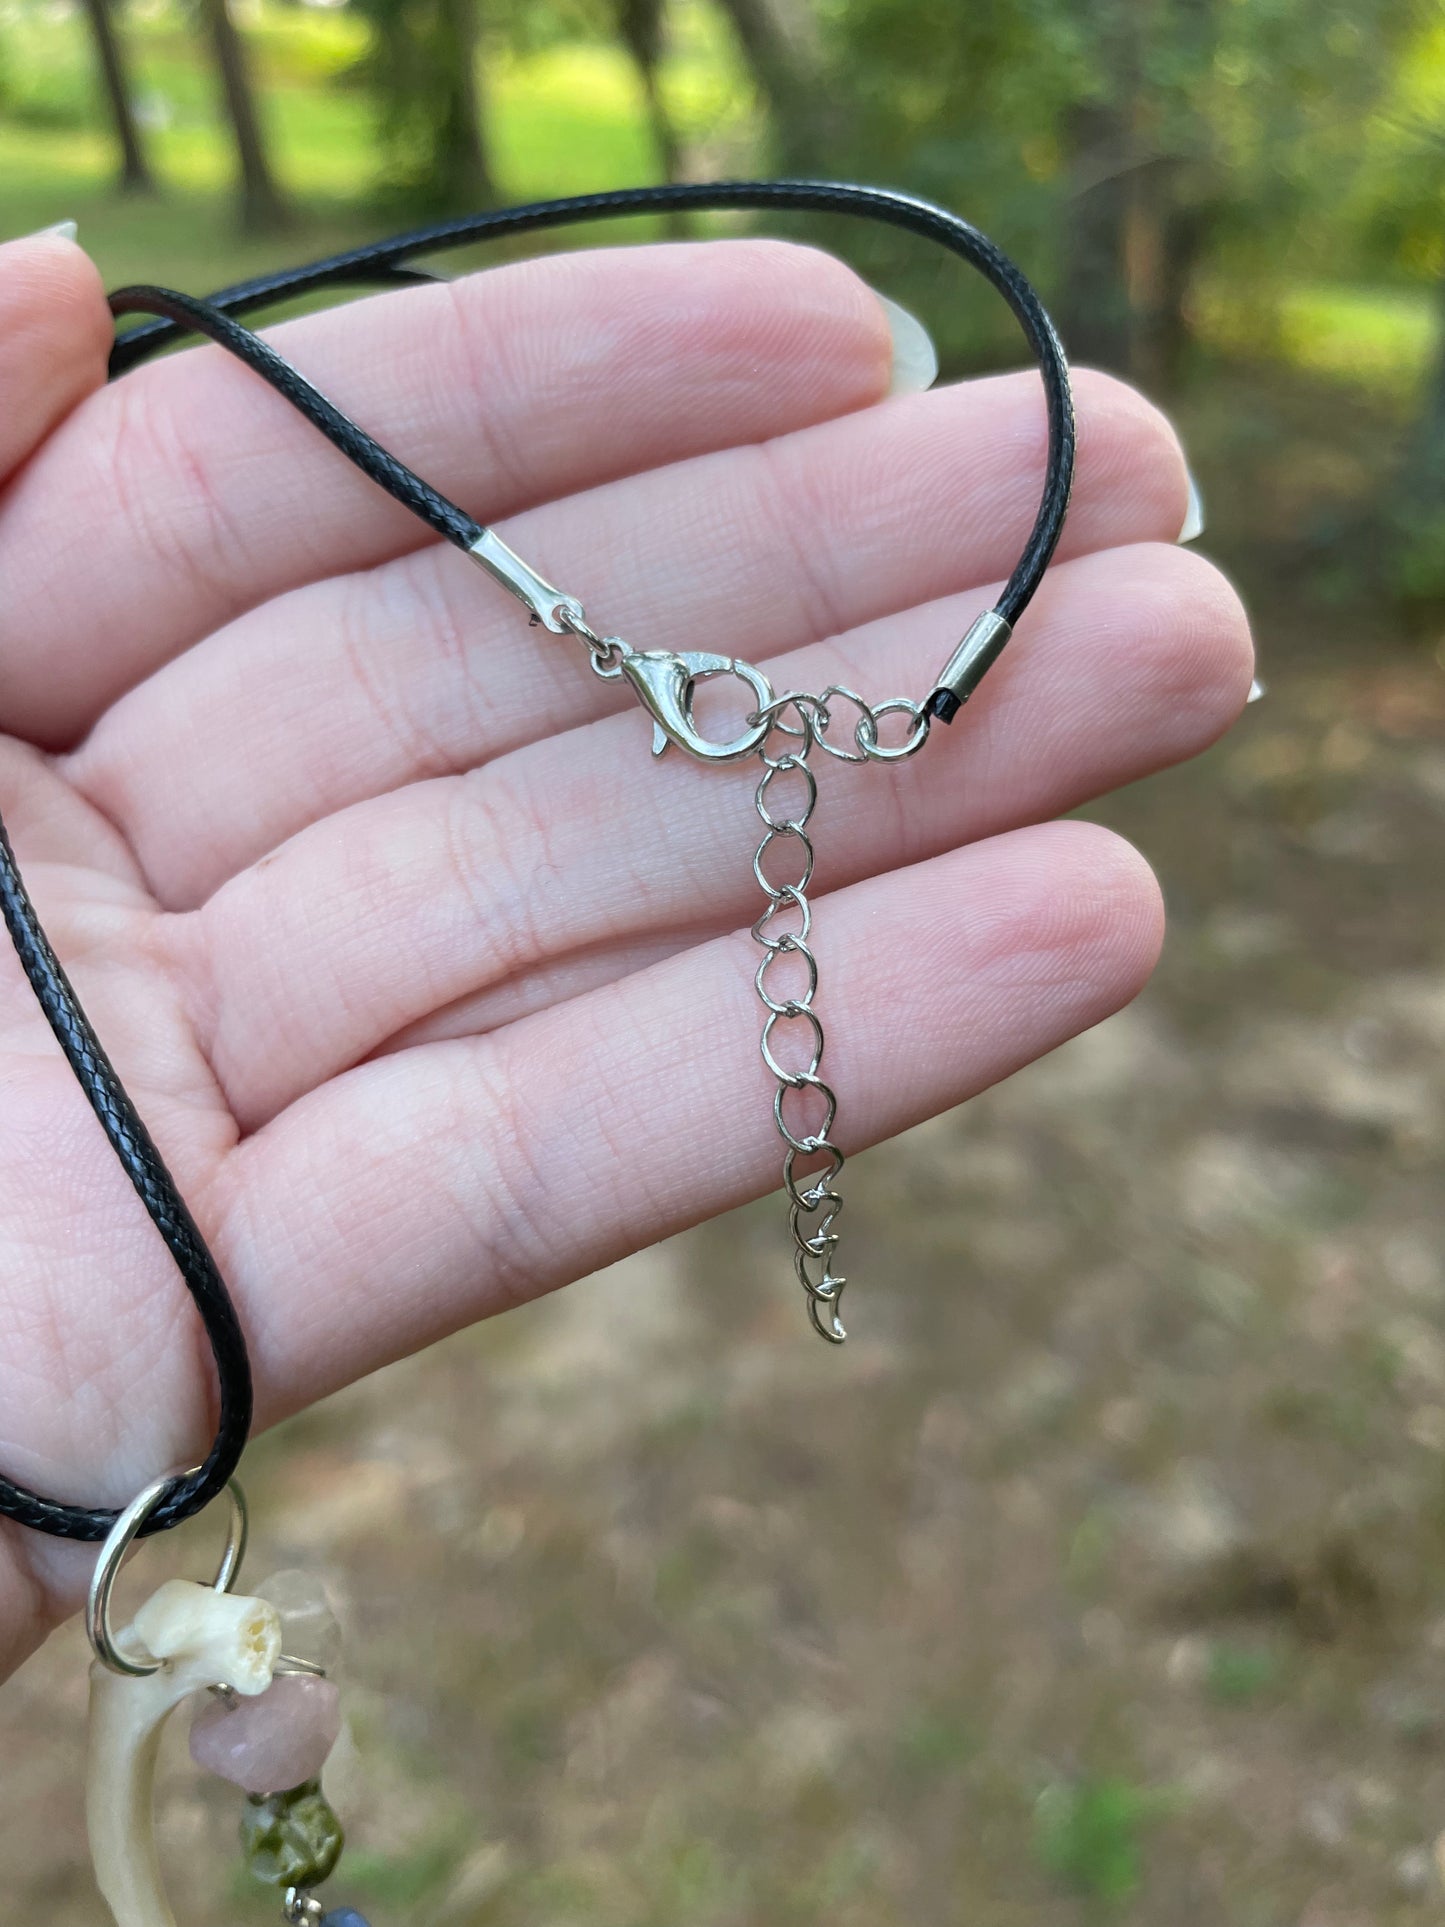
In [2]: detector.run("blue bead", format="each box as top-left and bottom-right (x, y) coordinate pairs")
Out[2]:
(320, 1911), (371, 1927)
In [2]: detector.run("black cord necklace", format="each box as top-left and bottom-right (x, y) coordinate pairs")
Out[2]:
(5, 179), (1077, 1927)
(1, 181), (1073, 1558)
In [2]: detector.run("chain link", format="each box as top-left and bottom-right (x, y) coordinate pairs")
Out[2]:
(749, 700), (852, 1344)
(751, 687), (930, 766)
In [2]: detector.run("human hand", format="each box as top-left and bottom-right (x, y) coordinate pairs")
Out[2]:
(0, 225), (1251, 1677)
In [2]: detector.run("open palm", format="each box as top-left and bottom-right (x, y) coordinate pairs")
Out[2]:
(0, 228), (1251, 1675)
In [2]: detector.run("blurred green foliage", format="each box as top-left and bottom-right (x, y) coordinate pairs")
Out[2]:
(1205, 1639), (1283, 1705)
(1, 0), (1439, 548)
(0, 0), (1439, 375)
(1034, 1775), (1168, 1904)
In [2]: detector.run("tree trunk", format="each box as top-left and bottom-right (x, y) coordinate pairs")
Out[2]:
(1148, 189), (1211, 389)
(636, 49), (682, 184)
(199, 0), (289, 232)
(1058, 100), (1135, 374)
(615, 0), (683, 185)
(1391, 268), (1445, 605)
(432, 0), (493, 208)
(80, 0), (155, 194)
(1408, 274), (1445, 499)
(710, 0), (834, 174)
(1132, 0), (1219, 392)
(1130, 156), (1214, 393)
(614, 0), (687, 234)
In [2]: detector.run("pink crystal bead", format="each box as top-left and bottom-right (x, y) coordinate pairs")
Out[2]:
(190, 1672), (342, 1795)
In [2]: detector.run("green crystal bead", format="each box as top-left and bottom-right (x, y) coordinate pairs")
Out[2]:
(240, 1779), (344, 1889)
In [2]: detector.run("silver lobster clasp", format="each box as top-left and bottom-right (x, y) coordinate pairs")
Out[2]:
(618, 650), (775, 764)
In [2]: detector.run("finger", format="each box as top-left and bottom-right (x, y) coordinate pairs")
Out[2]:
(0, 734), (140, 885)
(1, 240), (895, 747)
(171, 542), (1249, 1127)
(211, 819), (1162, 1421)
(0, 746), (237, 1543)
(73, 369), (1189, 903)
(0, 230), (111, 482)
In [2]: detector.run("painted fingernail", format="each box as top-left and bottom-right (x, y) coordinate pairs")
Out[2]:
(1177, 468), (1205, 543)
(876, 290), (938, 395)
(25, 220), (79, 243)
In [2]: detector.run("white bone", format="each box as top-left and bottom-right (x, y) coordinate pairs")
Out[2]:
(86, 1580), (281, 1927)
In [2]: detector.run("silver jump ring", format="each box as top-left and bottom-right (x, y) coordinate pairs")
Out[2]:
(811, 686), (873, 764)
(87, 1472), (249, 1677)
(751, 692), (822, 745)
(556, 603), (602, 647)
(555, 607), (628, 680)
(586, 636), (629, 680)
(855, 696), (930, 762)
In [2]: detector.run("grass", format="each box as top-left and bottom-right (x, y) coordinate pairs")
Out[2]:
(1034, 1776), (1168, 1905)
(1205, 1640), (1283, 1706)
(0, 0), (757, 288)
(1281, 284), (1438, 395)
(2, 2), (1437, 406)
(1197, 276), (1438, 403)
(893, 1707), (980, 1778)
(2, 14), (1439, 458)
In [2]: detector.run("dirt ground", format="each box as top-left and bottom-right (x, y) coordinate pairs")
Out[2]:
(8, 366), (1445, 1926)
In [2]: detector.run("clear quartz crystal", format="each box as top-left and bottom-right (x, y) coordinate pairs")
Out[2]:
(258, 1571), (344, 1674)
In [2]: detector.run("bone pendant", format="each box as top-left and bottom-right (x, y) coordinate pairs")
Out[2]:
(86, 1579), (282, 1927)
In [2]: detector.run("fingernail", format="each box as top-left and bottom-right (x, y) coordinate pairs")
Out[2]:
(25, 220), (79, 243)
(1176, 468), (1205, 543)
(876, 290), (938, 395)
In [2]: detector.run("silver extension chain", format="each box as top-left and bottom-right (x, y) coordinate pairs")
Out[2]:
(749, 700), (850, 1343)
(501, 552), (934, 1343)
(745, 688), (931, 1340)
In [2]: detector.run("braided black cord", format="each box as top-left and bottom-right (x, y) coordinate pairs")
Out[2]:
(110, 181), (1074, 636)
(108, 286), (484, 552)
(0, 180), (1070, 1540)
(0, 821), (252, 1540)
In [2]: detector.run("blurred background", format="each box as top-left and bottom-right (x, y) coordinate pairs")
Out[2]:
(4, 0), (1445, 1921)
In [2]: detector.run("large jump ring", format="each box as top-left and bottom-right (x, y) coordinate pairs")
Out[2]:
(87, 1472), (249, 1677)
